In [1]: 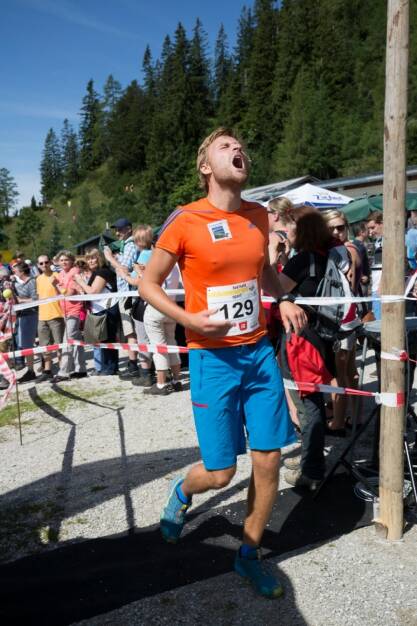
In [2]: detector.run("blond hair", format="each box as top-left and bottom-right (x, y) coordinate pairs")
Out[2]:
(196, 126), (242, 192)
(133, 224), (153, 249)
(267, 197), (295, 225)
(321, 209), (348, 226)
(84, 247), (104, 267)
(57, 249), (75, 263)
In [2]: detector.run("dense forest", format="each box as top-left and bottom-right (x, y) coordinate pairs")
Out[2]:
(11, 0), (417, 254)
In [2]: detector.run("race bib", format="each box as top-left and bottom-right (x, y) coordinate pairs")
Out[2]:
(207, 278), (260, 336)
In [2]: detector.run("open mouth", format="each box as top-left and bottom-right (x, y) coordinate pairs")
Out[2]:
(232, 154), (244, 169)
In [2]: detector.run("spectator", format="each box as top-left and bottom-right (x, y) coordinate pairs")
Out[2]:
(0, 267), (15, 389)
(266, 197), (293, 270)
(36, 255), (65, 382)
(51, 250), (87, 382)
(103, 218), (139, 378)
(366, 210), (383, 320)
(25, 259), (40, 278)
(13, 250), (25, 265)
(116, 225), (154, 387)
(322, 210), (362, 433)
(13, 262), (38, 383)
(143, 257), (182, 395)
(406, 210), (417, 270)
(74, 248), (120, 375)
(351, 221), (371, 289)
(276, 208), (336, 489)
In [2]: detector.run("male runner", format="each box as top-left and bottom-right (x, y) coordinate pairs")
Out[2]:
(140, 127), (307, 598)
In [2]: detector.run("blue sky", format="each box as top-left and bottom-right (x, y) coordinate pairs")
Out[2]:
(1, 0), (253, 209)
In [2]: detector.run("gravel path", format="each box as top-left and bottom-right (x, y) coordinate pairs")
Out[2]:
(0, 352), (416, 625)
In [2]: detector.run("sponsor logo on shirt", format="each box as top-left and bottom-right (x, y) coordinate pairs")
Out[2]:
(207, 220), (232, 242)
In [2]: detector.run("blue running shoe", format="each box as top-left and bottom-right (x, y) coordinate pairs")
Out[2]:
(160, 477), (191, 543)
(234, 549), (284, 598)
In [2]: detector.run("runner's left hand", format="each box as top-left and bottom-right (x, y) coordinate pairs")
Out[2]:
(279, 301), (307, 335)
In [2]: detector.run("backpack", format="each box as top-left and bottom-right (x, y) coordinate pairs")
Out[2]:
(307, 246), (362, 345)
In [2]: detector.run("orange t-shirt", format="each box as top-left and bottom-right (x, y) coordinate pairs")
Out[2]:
(156, 197), (269, 349)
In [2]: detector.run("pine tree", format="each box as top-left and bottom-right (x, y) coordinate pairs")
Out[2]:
(48, 221), (63, 257)
(274, 68), (336, 179)
(103, 74), (122, 114)
(214, 24), (232, 111)
(0, 167), (19, 219)
(187, 18), (212, 139)
(141, 46), (157, 148)
(244, 0), (279, 182)
(40, 128), (62, 203)
(144, 23), (191, 208)
(142, 46), (156, 97)
(71, 188), (98, 243)
(236, 6), (255, 100)
(408, 0), (417, 162)
(272, 0), (317, 142)
(15, 206), (44, 255)
(101, 74), (123, 158)
(61, 119), (80, 194)
(30, 195), (37, 210)
(219, 6), (254, 129)
(79, 80), (103, 175)
(108, 80), (146, 173)
(106, 189), (140, 226)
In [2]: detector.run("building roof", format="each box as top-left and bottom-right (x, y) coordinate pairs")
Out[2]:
(321, 165), (417, 190)
(74, 232), (115, 250)
(241, 175), (320, 204)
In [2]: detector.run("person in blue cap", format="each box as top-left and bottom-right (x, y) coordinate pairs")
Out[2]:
(104, 218), (139, 377)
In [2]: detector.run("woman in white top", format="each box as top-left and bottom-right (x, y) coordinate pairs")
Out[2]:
(142, 254), (182, 395)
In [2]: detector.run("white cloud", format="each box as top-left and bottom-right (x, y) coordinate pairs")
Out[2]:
(22, 0), (140, 40)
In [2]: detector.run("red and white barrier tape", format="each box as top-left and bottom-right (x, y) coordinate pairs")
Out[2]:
(68, 339), (189, 354)
(0, 301), (16, 341)
(0, 352), (16, 409)
(0, 338), (405, 411)
(283, 379), (405, 408)
(1, 340), (189, 361)
(11, 289), (417, 313)
(380, 348), (417, 365)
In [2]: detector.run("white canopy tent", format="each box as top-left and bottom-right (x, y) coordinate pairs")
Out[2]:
(279, 183), (352, 209)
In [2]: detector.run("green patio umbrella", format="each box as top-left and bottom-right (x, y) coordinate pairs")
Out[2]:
(341, 192), (417, 224)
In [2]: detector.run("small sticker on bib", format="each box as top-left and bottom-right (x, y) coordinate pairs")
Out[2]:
(207, 278), (260, 336)
(207, 220), (232, 242)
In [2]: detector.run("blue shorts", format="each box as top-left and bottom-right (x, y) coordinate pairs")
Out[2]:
(189, 336), (296, 471)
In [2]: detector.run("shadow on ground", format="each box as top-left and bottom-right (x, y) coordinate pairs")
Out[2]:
(0, 385), (375, 625)
(0, 470), (371, 626)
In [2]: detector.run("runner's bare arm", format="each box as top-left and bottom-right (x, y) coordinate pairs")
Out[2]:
(140, 248), (232, 337)
(262, 253), (307, 334)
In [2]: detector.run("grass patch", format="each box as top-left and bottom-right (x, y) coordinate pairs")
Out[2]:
(0, 389), (113, 428)
(0, 399), (39, 427)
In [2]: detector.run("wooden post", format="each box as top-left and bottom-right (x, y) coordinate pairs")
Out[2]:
(378, 0), (409, 541)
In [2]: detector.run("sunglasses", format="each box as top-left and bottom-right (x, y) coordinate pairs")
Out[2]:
(38, 261), (50, 265)
(331, 224), (346, 232)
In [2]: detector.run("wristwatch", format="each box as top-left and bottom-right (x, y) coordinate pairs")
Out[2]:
(277, 294), (296, 304)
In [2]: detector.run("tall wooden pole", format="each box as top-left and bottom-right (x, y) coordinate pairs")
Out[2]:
(378, 0), (409, 541)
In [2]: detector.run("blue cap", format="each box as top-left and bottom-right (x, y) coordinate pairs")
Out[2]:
(137, 249), (152, 265)
(111, 217), (132, 229)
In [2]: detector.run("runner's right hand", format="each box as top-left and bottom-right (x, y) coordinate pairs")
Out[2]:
(185, 308), (233, 337)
